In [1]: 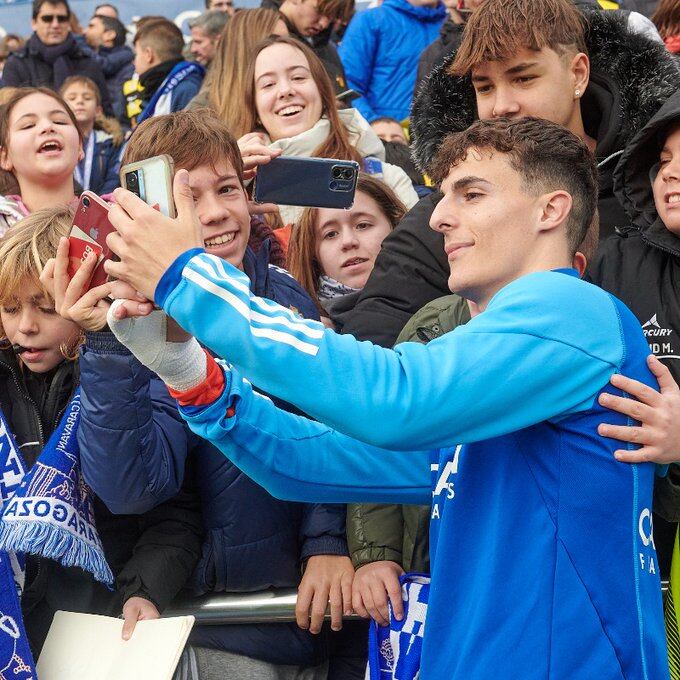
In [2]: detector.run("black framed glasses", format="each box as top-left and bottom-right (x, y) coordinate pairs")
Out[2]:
(39, 14), (70, 24)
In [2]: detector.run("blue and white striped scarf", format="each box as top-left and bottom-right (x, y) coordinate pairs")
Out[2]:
(0, 391), (113, 676)
(368, 573), (430, 680)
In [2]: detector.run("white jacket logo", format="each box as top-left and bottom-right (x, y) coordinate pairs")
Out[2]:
(642, 313), (678, 360)
(638, 507), (657, 575)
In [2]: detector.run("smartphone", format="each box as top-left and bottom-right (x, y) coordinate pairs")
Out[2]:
(67, 192), (116, 289)
(253, 157), (359, 210)
(119, 154), (176, 217)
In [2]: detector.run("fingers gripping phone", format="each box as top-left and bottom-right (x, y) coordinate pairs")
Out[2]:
(119, 154), (176, 217)
(67, 191), (116, 289)
(253, 157), (359, 210)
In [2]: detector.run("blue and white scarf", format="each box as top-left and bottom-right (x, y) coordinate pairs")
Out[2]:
(0, 391), (113, 676)
(367, 573), (430, 680)
(137, 61), (204, 125)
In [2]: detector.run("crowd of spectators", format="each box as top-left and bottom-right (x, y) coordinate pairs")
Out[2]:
(0, 0), (679, 677)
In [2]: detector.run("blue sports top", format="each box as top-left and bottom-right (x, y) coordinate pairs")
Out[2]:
(156, 251), (668, 680)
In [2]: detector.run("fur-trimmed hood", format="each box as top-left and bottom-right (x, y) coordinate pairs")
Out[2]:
(411, 10), (680, 175)
(613, 89), (680, 230)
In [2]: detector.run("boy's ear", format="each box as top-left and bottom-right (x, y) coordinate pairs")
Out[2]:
(537, 190), (572, 235)
(570, 52), (590, 101)
(95, 105), (103, 119)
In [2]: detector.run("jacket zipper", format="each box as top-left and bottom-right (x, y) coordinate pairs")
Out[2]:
(0, 359), (45, 447)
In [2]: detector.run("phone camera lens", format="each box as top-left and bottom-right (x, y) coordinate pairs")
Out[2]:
(82, 196), (90, 208)
(332, 166), (343, 179)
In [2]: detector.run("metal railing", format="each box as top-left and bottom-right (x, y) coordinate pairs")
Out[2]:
(164, 582), (670, 625)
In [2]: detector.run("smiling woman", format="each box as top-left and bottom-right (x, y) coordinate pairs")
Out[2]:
(0, 87), (83, 238)
(237, 36), (419, 226)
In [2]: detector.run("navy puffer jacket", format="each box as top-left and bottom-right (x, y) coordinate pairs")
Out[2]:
(78, 244), (348, 663)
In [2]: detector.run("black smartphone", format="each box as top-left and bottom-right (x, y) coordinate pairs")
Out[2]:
(253, 156), (360, 210)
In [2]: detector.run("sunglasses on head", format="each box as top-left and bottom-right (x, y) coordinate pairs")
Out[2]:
(39, 14), (70, 23)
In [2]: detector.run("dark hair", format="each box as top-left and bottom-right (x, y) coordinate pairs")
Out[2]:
(317, 0), (354, 24)
(123, 108), (244, 184)
(96, 14), (127, 47)
(32, 0), (70, 20)
(430, 117), (598, 255)
(133, 18), (184, 61)
(451, 0), (586, 76)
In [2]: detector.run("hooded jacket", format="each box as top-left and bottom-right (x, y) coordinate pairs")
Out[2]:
(588, 90), (680, 529)
(339, 0), (446, 122)
(264, 107), (419, 225)
(341, 9), (680, 348)
(0, 349), (203, 655)
(78, 244), (349, 665)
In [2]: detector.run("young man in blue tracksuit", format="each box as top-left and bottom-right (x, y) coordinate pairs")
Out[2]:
(103, 117), (668, 678)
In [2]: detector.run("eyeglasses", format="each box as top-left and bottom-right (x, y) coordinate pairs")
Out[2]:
(39, 14), (70, 24)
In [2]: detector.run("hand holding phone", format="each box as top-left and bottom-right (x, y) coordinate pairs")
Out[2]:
(67, 192), (116, 290)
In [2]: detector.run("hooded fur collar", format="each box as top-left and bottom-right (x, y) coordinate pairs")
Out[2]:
(411, 10), (680, 175)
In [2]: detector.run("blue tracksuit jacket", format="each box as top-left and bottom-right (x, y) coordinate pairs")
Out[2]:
(154, 252), (668, 679)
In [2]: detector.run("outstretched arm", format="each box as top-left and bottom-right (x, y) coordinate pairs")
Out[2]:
(104, 180), (627, 453)
(155, 254), (623, 451)
(173, 354), (433, 505)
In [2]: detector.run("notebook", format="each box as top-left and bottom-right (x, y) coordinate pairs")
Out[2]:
(37, 611), (195, 680)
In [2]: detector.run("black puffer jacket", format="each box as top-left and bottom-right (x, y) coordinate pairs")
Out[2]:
(342, 10), (680, 348)
(0, 349), (203, 655)
(588, 90), (680, 542)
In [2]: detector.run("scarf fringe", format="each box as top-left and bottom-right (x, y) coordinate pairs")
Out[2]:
(0, 520), (114, 587)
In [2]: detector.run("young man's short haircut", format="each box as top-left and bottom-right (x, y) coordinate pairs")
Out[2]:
(318, 0), (354, 25)
(450, 0), (587, 76)
(32, 0), (70, 19)
(97, 15), (127, 48)
(430, 117), (598, 256)
(123, 109), (244, 185)
(189, 10), (229, 38)
(133, 18), (185, 62)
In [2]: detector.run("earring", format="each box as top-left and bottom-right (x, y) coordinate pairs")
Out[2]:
(574, 89), (581, 98)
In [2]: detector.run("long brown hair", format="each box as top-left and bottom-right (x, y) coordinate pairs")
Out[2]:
(287, 174), (406, 310)
(652, 0), (680, 41)
(205, 8), (284, 138)
(243, 36), (362, 163)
